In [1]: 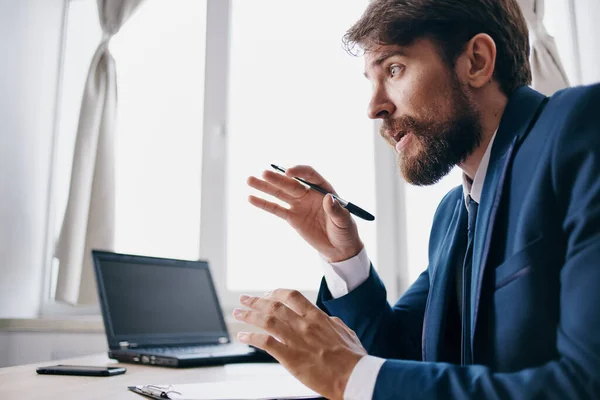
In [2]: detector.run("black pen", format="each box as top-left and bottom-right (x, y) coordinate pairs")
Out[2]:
(270, 164), (375, 222)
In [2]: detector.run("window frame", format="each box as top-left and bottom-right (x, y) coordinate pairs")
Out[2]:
(40, 0), (76, 317)
(41, 0), (406, 317)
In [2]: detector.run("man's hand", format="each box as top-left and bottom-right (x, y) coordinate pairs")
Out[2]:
(247, 165), (363, 262)
(233, 289), (367, 400)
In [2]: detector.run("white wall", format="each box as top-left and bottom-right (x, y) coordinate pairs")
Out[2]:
(0, 0), (65, 317)
(0, 331), (106, 368)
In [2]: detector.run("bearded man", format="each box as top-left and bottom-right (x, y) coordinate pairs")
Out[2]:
(235, 0), (600, 398)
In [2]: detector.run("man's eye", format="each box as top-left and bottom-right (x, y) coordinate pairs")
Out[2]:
(390, 65), (403, 77)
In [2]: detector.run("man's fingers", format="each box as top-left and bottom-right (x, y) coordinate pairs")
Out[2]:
(265, 289), (322, 318)
(247, 176), (295, 204)
(240, 295), (303, 323)
(285, 165), (336, 194)
(248, 195), (290, 221)
(322, 194), (352, 229)
(237, 332), (288, 361)
(262, 170), (310, 199)
(233, 309), (294, 343)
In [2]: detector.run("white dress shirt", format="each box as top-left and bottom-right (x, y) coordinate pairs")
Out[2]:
(322, 132), (498, 399)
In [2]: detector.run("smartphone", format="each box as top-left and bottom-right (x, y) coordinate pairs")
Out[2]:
(36, 365), (127, 377)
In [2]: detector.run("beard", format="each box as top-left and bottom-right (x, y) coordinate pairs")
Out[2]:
(381, 75), (483, 186)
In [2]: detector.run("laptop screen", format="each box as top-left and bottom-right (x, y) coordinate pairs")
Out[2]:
(93, 252), (229, 346)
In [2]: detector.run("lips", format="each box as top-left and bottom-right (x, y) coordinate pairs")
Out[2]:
(393, 131), (405, 144)
(386, 130), (406, 149)
(382, 126), (410, 150)
(396, 134), (412, 152)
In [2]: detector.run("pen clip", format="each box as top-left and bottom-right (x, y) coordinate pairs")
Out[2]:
(141, 385), (181, 399)
(331, 193), (348, 207)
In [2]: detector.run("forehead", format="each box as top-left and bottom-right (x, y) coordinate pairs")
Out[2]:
(363, 39), (444, 75)
(364, 44), (407, 65)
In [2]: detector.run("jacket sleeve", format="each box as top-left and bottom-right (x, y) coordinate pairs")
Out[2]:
(315, 170), (462, 362)
(369, 85), (600, 399)
(317, 266), (429, 361)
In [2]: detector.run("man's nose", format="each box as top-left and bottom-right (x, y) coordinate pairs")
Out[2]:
(368, 88), (395, 120)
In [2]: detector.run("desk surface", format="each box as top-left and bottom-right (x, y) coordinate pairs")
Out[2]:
(0, 353), (294, 400)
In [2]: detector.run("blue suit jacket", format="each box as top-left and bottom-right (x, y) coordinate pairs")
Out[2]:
(317, 84), (600, 399)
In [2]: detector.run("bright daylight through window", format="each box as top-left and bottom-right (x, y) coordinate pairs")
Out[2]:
(51, 0), (571, 308)
(225, 0), (377, 291)
(51, 0), (378, 305)
(51, 0), (207, 299)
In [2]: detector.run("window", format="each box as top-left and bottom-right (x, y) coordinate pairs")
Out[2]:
(110, 1), (206, 260)
(224, 0), (376, 292)
(48, 0), (207, 304)
(48, 0), (393, 312)
(404, 169), (463, 284)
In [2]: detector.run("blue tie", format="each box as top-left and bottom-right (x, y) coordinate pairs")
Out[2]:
(461, 196), (478, 365)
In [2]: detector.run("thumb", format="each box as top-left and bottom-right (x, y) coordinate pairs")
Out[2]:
(322, 194), (351, 228)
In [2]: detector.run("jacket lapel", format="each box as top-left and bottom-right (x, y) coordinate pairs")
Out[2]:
(470, 86), (548, 342)
(423, 197), (467, 362)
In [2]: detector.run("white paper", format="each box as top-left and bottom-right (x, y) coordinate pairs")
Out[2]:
(134, 376), (320, 400)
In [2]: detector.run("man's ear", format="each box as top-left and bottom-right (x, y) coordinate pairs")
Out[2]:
(456, 33), (497, 89)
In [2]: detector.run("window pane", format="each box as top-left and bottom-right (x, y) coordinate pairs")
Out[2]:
(109, 0), (207, 260)
(55, 0), (207, 280)
(226, 0), (376, 291)
(405, 169), (463, 285)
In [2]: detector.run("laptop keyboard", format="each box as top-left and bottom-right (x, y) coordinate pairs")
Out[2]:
(147, 343), (252, 356)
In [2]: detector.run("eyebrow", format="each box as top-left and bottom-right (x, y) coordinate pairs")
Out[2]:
(363, 49), (407, 79)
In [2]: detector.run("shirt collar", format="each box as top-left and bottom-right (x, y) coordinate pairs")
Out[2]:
(462, 129), (498, 205)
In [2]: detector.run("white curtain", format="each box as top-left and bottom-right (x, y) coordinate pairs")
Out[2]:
(55, 0), (145, 305)
(518, 0), (570, 95)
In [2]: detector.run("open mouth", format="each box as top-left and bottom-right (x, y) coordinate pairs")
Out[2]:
(393, 131), (413, 152)
(393, 131), (406, 145)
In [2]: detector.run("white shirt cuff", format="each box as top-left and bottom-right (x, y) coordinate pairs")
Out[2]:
(321, 247), (370, 299)
(344, 355), (386, 400)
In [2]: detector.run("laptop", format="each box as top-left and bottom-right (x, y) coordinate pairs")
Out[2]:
(92, 250), (273, 367)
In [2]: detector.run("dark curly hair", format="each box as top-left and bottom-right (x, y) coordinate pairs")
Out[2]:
(344, 0), (532, 95)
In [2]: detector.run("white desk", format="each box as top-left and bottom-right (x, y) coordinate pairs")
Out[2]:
(0, 353), (294, 399)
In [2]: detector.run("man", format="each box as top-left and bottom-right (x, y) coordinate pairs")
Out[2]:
(233, 0), (600, 398)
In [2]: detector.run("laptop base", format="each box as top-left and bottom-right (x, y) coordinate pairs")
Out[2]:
(109, 348), (275, 368)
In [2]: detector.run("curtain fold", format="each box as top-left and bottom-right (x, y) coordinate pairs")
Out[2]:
(55, 0), (144, 305)
(518, 0), (570, 95)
